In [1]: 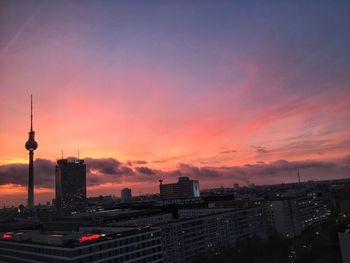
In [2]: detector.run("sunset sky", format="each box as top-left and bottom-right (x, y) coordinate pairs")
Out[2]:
(0, 1), (350, 206)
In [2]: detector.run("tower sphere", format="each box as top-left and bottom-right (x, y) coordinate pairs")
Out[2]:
(25, 140), (38, 151)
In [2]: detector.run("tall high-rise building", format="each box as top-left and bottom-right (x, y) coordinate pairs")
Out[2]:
(55, 158), (86, 215)
(121, 188), (132, 203)
(25, 95), (38, 209)
(160, 177), (200, 200)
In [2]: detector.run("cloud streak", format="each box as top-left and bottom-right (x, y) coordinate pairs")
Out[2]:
(0, 1), (43, 59)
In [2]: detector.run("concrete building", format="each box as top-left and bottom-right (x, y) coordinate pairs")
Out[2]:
(295, 191), (327, 231)
(159, 208), (267, 263)
(264, 189), (327, 238)
(116, 207), (267, 263)
(117, 213), (173, 226)
(0, 226), (162, 263)
(264, 198), (302, 238)
(160, 177), (200, 200)
(121, 188), (132, 203)
(339, 230), (350, 263)
(55, 158), (87, 216)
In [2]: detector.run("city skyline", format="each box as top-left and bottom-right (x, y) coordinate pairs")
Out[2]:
(1, 1), (350, 206)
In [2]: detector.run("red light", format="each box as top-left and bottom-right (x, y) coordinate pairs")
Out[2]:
(79, 234), (101, 243)
(2, 233), (12, 239)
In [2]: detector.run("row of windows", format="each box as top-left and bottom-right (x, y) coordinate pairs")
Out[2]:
(0, 244), (162, 263)
(0, 233), (161, 258)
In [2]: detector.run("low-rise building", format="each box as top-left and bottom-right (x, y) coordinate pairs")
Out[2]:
(0, 226), (162, 263)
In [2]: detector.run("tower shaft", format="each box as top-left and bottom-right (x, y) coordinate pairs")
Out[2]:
(28, 150), (34, 208)
(25, 95), (38, 210)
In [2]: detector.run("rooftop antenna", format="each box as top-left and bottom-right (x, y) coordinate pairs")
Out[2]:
(61, 150), (64, 160)
(297, 170), (301, 184)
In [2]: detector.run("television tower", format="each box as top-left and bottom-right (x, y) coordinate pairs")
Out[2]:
(25, 95), (38, 209)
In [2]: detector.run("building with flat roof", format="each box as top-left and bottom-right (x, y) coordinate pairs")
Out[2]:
(161, 208), (267, 263)
(0, 226), (162, 263)
(55, 158), (87, 216)
(115, 207), (267, 263)
(160, 177), (200, 200)
(121, 188), (132, 203)
(263, 189), (328, 238)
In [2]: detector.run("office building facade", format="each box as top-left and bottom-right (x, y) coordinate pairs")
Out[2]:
(160, 177), (200, 200)
(55, 158), (87, 215)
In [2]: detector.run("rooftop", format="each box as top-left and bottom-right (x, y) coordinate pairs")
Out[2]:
(0, 226), (158, 248)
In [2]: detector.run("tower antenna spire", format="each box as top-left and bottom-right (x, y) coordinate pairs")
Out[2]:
(30, 94), (33, 131)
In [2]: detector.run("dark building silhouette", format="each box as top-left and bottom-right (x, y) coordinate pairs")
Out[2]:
(55, 158), (86, 215)
(160, 177), (200, 199)
(121, 188), (132, 203)
(25, 95), (38, 209)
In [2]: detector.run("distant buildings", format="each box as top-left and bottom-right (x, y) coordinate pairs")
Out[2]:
(160, 177), (200, 200)
(55, 158), (87, 215)
(121, 188), (132, 203)
(87, 195), (115, 209)
(1, 174), (336, 263)
(0, 226), (162, 263)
